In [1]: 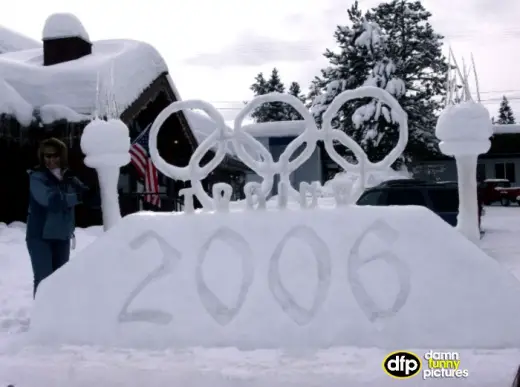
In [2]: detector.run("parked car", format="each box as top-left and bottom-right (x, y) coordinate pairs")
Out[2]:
(356, 179), (482, 228)
(491, 185), (520, 206)
(478, 179), (511, 205)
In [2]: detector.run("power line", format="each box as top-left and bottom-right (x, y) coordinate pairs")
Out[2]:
(208, 90), (520, 104)
(209, 95), (520, 108)
(479, 89), (520, 95)
(209, 98), (520, 112)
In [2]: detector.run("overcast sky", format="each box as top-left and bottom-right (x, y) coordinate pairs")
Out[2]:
(1, 0), (519, 122)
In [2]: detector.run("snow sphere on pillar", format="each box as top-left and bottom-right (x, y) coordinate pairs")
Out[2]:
(42, 12), (90, 42)
(81, 119), (131, 231)
(81, 119), (131, 168)
(435, 101), (492, 244)
(436, 101), (493, 156)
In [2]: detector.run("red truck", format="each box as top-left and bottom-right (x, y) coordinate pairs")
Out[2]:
(478, 179), (518, 206)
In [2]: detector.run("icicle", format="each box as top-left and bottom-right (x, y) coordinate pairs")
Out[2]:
(462, 57), (467, 101)
(109, 61), (118, 118)
(462, 57), (472, 101)
(471, 53), (481, 103)
(94, 71), (101, 120)
(449, 68), (457, 104)
(449, 48), (470, 101)
(104, 66), (111, 119)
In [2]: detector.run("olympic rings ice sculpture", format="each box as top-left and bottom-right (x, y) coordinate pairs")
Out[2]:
(147, 86), (408, 211)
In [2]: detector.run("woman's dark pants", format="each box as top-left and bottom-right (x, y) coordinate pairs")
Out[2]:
(26, 238), (70, 298)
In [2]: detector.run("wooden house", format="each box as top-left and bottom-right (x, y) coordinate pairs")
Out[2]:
(0, 13), (247, 227)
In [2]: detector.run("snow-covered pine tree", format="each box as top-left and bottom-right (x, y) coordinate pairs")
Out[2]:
(250, 69), (304, 122)
(287, 82), (305, 120)
(309, 1), (368, 128)
(497, 96), (516, 124)
(250, 72), (269, 122)
(309, 0), (449, 165)
(250, 68), (286, 122)
(306, 77), (322, 109)
(351, 22), (407, 163)
(288, 82), (305, 102)
(367, 0), (448, 162)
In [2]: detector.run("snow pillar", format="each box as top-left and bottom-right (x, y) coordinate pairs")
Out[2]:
(454, 155), (480, 242)
(435, 102), (493, 243)
(80, 119), (131, 231)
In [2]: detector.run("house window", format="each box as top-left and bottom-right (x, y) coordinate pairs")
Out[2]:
(477, 164), (486, 182)
(495, 162), (516, 183)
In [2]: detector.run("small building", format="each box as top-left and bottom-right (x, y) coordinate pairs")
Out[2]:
(0, 13), (247, 226)
(241, 121), (324, 194)
(411, 124), (520, 184)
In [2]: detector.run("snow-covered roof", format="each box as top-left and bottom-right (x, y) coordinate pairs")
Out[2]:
(0, 26), (41, 53)
(0, 39), (168, 121)
(183, 110), (221, 144)
(242, 120), (306, 137)
(493, 124), (520, 134)
(183, 112), (307, 142)
(182, 111), (305, 158)
(42, 13), (90, 42)
(0, 78), (33, 126)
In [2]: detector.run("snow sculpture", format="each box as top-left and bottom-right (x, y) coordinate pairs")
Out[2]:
(81, 118), (130, 231)
(437, 51), (492, 243)
(148, 87), (408, 209)
(436, 102), (492, 243)
(30, 202), (520, 349)
(29, 86), (520, 351)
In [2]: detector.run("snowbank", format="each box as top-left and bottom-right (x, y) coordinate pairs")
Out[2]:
(42, 13), (90, 42)
(30, 205), (520, 350)
(2, 344), (519, 387)
(0, 39), (167, 117)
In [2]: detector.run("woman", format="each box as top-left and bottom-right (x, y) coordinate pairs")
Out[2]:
(26, 138), (88, 297)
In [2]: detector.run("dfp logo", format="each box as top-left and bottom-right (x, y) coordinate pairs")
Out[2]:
(383, 351), (422, 379)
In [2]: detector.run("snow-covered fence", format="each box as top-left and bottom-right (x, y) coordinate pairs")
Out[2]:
(147, 86), (408, 211)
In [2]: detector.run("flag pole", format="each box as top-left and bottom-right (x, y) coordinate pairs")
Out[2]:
(131, 122), (153, 144)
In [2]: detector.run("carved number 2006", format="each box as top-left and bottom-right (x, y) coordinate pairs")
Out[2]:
(118, 231), (180, 325)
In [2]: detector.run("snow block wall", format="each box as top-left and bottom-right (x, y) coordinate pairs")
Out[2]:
(30, 205), (520, 350)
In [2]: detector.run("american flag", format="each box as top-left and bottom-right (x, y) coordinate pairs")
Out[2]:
(129, 124), (161, 207)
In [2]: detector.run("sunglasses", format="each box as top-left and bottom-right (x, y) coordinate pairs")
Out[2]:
(43, 153), (59, 158)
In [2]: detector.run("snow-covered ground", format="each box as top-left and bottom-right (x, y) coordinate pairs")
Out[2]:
(0, 206), (520, 386)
